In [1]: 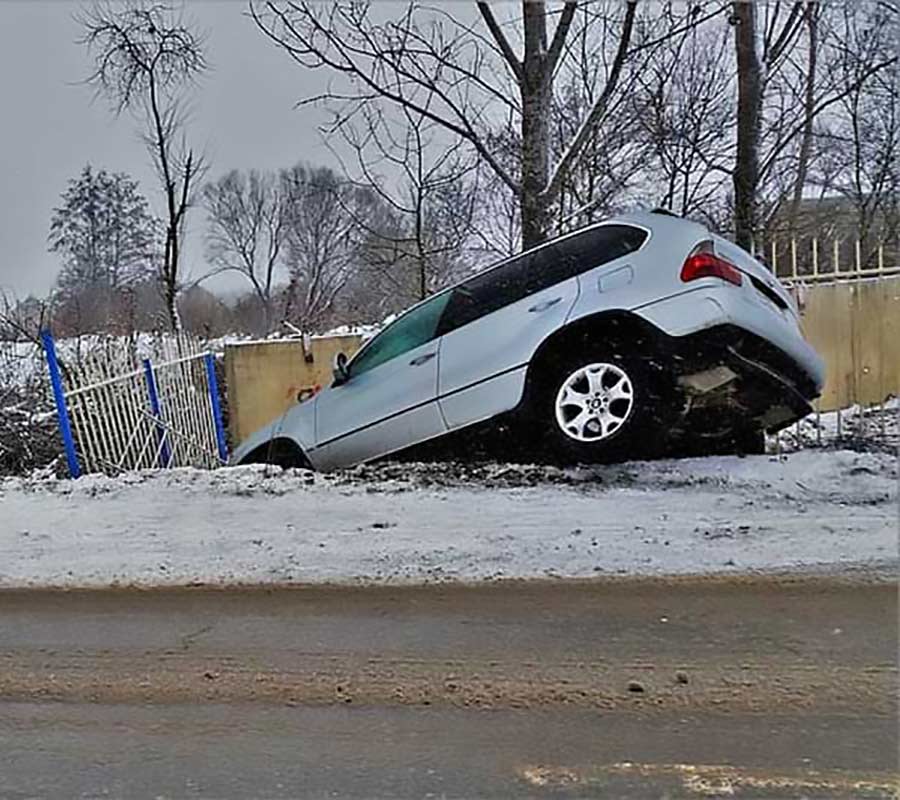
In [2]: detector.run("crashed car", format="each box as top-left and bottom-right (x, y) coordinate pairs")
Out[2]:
(232, 209), (825, 471)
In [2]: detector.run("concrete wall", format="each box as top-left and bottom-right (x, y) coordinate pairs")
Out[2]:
(800, 276), (900, 411)
(225, 335), (362, 445)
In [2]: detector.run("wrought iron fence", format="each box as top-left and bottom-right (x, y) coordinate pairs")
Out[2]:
(772, 399), (898, 454)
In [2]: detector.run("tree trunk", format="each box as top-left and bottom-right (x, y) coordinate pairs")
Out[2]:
(788, 3), (818, 233)
(520, 1), (552, 250)
(260, 295), (273, 336)
(163, 223), (181, 332)
(733, 1), (762, 250)
(163, 275), (180, 333)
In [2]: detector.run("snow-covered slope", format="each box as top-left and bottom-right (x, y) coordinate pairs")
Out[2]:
(0, 450), (895, 589)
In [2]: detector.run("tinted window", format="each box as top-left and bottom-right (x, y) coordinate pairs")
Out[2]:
(438, 224), (646, 335)
(348, 291), (451, 377)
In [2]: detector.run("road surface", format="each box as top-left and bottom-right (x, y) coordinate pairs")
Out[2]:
(0, 577), (896, 798)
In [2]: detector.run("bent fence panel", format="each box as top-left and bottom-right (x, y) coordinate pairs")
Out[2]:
(42, 331), (227, 477)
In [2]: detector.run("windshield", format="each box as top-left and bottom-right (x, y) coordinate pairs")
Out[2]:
(347, 290), (452, 377)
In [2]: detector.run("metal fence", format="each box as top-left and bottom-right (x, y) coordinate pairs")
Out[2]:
(42, 331), (227, 477)
(754, 237), (900, 284)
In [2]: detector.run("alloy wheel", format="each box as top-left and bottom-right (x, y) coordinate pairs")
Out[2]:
(554, 362), (635, 442)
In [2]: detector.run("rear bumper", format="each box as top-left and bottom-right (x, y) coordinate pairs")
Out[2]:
(632, 286), (825, 433)
(669, 325), (818, 432)
(633, 284), (825, 395)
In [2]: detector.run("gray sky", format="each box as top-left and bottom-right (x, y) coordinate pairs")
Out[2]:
(0, 0), (336, 299)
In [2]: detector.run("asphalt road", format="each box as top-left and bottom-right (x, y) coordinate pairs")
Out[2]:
(0, 577), (896, 798)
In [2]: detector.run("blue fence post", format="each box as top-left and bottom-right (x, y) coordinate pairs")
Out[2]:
(41, 329), (81, 478)
(204, 352), (228, 464)
(142, 358), (171, 468)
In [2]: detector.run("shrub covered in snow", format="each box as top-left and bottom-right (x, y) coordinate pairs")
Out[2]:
(0, 339), (61, 477)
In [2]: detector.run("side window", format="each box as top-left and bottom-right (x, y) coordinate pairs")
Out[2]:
(348, 291), (451, 377)
(437, 254), (534, 335)
(548, 224), (648, 281)
(438, 224), (647, 336)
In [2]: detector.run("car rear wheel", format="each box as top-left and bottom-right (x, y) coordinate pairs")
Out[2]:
(533, 350), (672, 463)
(554, 362), (634, 443)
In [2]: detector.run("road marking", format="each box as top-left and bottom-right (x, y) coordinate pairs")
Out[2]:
(519, 762), (900, 797)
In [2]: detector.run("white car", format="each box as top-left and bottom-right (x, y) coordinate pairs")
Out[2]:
(232, 210), (825, 470)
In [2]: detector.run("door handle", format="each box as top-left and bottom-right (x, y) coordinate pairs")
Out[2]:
(409, 352), (436, 366)
(528, 297), (562, 313)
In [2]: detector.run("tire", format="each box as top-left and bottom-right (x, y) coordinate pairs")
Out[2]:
(240, 437), (311, 469)
(530, 347), (674, 464)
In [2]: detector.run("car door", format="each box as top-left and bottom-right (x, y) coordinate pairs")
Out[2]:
(436, 246), (580, 430)
(312, 291), (451, 469)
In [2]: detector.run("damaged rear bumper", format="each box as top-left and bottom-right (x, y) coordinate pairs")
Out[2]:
(669, 325), (820, 434)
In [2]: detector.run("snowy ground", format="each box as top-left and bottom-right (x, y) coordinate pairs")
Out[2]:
(0, 450), (896, 589)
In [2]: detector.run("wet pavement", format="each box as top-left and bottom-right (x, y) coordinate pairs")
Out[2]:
(3, 702), (897, 799)
(0, 578), (896, 798)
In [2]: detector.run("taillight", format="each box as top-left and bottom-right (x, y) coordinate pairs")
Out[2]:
(680, 241), (743, 286)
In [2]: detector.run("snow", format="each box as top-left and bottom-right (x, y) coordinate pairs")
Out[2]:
(1, 333), (175, 391)
(0, 339), (45, 392)
(0, 450), (895, 589)
(208, 325), (379, 351)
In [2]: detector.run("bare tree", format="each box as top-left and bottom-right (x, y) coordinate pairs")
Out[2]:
(731, 2), (811, 248)
(731, 1), (897, 248)
(79, 1), (207, 330)
(785, 0), (820, 228)
(251, 1), (722, 250)
(279, 164), (367, 332)
(813, 4), (899, 252)
(332, 104), (478, 305)
(632, 20), (735, 223)
(202, 170), (288, 334)
(548, 3), (653, 230)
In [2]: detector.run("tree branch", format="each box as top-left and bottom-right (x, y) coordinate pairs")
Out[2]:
(542, 0), (637, 201)
(476, 3), (523, 83)
(545, 1), (577, 77)
(760, 55), (898, 179)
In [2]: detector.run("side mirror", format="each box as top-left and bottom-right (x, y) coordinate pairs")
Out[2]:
(332, 351), (350, 385)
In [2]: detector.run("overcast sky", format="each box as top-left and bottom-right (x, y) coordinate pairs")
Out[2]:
(0, 1), (340, 299)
